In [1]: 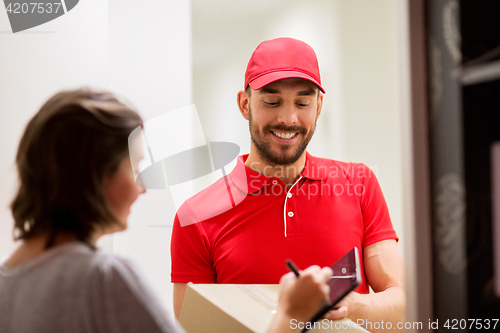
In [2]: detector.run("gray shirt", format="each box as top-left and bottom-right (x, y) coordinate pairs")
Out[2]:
(0, 242), (184, 333)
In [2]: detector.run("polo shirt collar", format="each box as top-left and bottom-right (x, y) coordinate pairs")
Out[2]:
(229, 155), (270, 194)
(301, 152), (328, 181)
(229, 152), (327, 194)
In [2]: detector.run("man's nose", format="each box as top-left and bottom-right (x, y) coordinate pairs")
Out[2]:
(276, 102), (298, 126)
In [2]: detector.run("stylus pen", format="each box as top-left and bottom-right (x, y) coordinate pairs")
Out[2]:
(285, 259), (301, 277)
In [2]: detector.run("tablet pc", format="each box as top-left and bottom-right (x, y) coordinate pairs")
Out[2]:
(305, 247), (361, 331)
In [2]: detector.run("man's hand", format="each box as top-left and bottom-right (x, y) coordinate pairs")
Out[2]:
(323, 304), (349, 321)
(325, 240), (405, 333)
(323, 292), (356, 320)
(265, 265), (333, 333)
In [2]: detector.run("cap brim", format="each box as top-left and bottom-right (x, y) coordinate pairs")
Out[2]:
(248, 70), (325, 93)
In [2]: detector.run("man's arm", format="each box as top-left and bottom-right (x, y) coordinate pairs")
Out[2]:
(326, 239), (406, 333)
(173, 283), (188, 320)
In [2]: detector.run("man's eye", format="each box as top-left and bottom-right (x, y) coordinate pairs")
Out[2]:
(264, 101), (279, 106)
(297, 103), (310, 107)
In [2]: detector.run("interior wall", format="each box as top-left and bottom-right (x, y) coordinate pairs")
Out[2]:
(109, 0), (192, 314)
(0, 0), (109, 258)
(335, 0), (403, 250)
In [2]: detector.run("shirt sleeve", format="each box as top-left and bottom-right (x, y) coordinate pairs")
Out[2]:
(170, 204), (217, 283)
(88, 254), (184, 333)
(354, 163), (399, 247)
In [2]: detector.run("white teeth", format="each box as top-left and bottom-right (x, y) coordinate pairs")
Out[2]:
(272, 131), (297, 139)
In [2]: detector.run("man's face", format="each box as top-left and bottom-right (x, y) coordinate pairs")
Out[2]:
(247, 78), (322, 165)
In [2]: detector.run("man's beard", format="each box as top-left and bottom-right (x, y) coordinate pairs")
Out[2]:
(248, 105), (316, 166)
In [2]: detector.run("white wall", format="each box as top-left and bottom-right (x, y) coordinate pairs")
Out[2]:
(108, 0), (192, 313)
(0, 0), (192, 313)
(0, 0), (109, 257)
(334, 0), (403, 251)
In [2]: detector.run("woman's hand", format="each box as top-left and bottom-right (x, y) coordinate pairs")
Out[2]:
(266, 265), (333, 333)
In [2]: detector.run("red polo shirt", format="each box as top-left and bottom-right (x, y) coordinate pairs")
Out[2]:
(171, 153), (398, 294)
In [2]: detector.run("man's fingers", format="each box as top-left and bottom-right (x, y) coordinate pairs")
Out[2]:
(323, 306), (348, 320)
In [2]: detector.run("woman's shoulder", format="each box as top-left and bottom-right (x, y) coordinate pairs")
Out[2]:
(55, 242), (138, 274)
(88, 247), (145, 286)
(21, 241), (143, 285)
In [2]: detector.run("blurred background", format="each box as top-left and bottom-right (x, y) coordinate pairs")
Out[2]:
(1, 0), (499, 331)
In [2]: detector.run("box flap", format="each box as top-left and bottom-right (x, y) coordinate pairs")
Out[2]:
(180, 283), (370, 333)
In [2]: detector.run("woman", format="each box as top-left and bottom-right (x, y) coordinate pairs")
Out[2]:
(0, 88), (332, 333)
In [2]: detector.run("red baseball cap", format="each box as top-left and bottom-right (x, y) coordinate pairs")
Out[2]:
(244, 37), (325, 93)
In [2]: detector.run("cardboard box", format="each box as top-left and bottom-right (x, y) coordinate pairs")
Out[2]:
(179, 283), (370, 333)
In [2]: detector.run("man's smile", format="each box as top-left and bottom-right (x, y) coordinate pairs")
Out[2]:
(271, 130), (298, 139)
(270, 130), (299, 144)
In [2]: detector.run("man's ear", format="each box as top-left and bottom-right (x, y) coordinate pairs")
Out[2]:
(316, 92), (324, 119)
(237, 89), (250, 121)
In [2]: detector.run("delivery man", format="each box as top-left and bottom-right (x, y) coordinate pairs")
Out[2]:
(171, 38), (405, 332)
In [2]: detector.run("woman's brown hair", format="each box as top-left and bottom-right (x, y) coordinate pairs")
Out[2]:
(10, 88), (143, 248)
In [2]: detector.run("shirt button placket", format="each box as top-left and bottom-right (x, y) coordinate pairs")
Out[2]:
(283, 176), (302, 237)
(271, 179), (281, 196)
